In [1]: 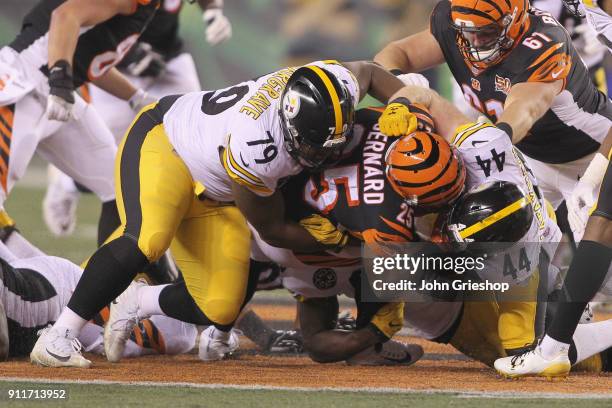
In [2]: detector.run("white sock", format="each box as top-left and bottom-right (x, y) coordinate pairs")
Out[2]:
(573, 319), (612, 364)
(138, 284), (167, 317)
(53, 308), (88, 336)
(539, 334), (570, 360)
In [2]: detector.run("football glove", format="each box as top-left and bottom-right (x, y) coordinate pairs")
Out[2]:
(397, 73), (430, 88)
(128, 89), (157, 113)
(368, 302), (404, 342)
(266, 330), (303, 354)
(299, 214), (349, 252)
(46, 60), (75, 121)
(118, 42), (166, 78)
(378, 98), (418, 137)
(203, 1), (232, 46)
(567, 152), (609, 239)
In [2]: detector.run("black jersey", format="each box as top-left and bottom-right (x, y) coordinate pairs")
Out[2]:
(282, 106), (434, 247)
(140, 0), (183, 59)
(9, 0), (160, 87)
(431, 1), (612, 164)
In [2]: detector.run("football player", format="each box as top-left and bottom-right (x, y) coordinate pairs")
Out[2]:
(43, 0), (233, 236)
(562, 1), (612, 47)
(0, 0), (163, 248)
(30, 59), (414, 367)
(493, 0), (612, 379)
(108, 103), (458, 365)
(375, 0), (612, 220)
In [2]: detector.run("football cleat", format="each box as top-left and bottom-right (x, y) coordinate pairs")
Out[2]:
(104, 280), (148, 363)
(494, 346), (571, 380)
(198, 326), (239, 361)
(346, 340), (424, 366)
(43, 165), (79, 237)
(30, 326), (91, 368)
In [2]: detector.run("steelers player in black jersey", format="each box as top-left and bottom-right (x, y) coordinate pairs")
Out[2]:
(375, 0), (612, 220)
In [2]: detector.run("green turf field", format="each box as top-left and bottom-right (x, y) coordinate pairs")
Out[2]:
(0, 381), (609, 408)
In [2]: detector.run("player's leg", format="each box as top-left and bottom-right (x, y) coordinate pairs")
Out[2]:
(494, 163), (612, 378)
(31, 101), (194, 367)
(170, 199), (251, 360)
(37, 95), (119, 245)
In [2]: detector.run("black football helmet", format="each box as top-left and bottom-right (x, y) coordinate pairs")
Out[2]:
(279, 65), (355, 169)
(444, 181), (534, 248)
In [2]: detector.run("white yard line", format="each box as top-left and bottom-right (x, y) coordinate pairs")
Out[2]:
(0, 377), (610, 399)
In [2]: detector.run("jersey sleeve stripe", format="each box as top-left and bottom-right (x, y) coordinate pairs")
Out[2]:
(528, 43), (564, 70)
(459, 196), (532, 239)
(452, 122), (493, 147)
(306, 65), (343, 137)
(222, 148), (272, 194)
(225, 144), (265, 185)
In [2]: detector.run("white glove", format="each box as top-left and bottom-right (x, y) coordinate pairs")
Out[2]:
(567, 153), (609, 240)
(128, 89), (157, 113)
(46, 94), (74, 122)
(397, 73), (430, 88)
(574, 23), (606, 58)
(203, 7), (232, 46)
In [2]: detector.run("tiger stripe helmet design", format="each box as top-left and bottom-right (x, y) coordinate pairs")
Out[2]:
(280, 64), (355, 169)
(385, 131), (466, 213)
(450, 0), (531, 71)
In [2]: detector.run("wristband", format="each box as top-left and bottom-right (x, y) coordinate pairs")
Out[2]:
(496, 122), (513, 139)
(581, 152), (609, 186)
(389, 96), (411, 107)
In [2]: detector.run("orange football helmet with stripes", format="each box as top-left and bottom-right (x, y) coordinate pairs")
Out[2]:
(450, 0), (531, 71)
(385, 131), (466, 213)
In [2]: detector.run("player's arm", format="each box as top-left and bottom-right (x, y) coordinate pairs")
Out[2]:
(374, 29), (446, 73)
(48, 0), (136, 68)
(299, 297), (380, 363)
(496, 80), (563, 143)
(0, 301), (8, 361)
(92, 68), (156, 112)
(386, 85), (470, 141)
(232, 183), (348, 252)
(340, 61), (408, 104)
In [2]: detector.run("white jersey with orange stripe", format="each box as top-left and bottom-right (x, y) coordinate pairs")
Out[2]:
(161, 61), (360, 201)
(451, 123), (562, 284)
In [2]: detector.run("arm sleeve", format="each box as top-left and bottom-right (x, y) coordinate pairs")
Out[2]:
(513, 29), (573, 84)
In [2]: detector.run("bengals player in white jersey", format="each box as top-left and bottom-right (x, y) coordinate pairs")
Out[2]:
(30, 59), (414, 367)
(1, 0), (162, 252)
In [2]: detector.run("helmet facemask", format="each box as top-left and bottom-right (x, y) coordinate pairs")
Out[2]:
(453, 8), (517, 69)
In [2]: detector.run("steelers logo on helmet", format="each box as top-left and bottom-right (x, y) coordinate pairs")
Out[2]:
(450, 0), (530, 72)
(282, 90), (301, 119)
(445, 180), (534, 252)
(279, 65), (355, 169)
(385, 131), (466, 214)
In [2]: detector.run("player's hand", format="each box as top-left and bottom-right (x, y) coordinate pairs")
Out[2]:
(203, 3), (232, 46)
(397, 73), (429, 88)
(378, 98), (418, 137)
(120, 42), (166, 78)
(567, 179), (597, 240)
(128, 89), (157, 113)
(299, 214), (349, 252)
(46, 60), (75, 121)
(369, 302), (404, 341)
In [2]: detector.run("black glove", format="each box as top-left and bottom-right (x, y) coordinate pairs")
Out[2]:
(48, 60), (75, 104)
(118, 42), (166, 78)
